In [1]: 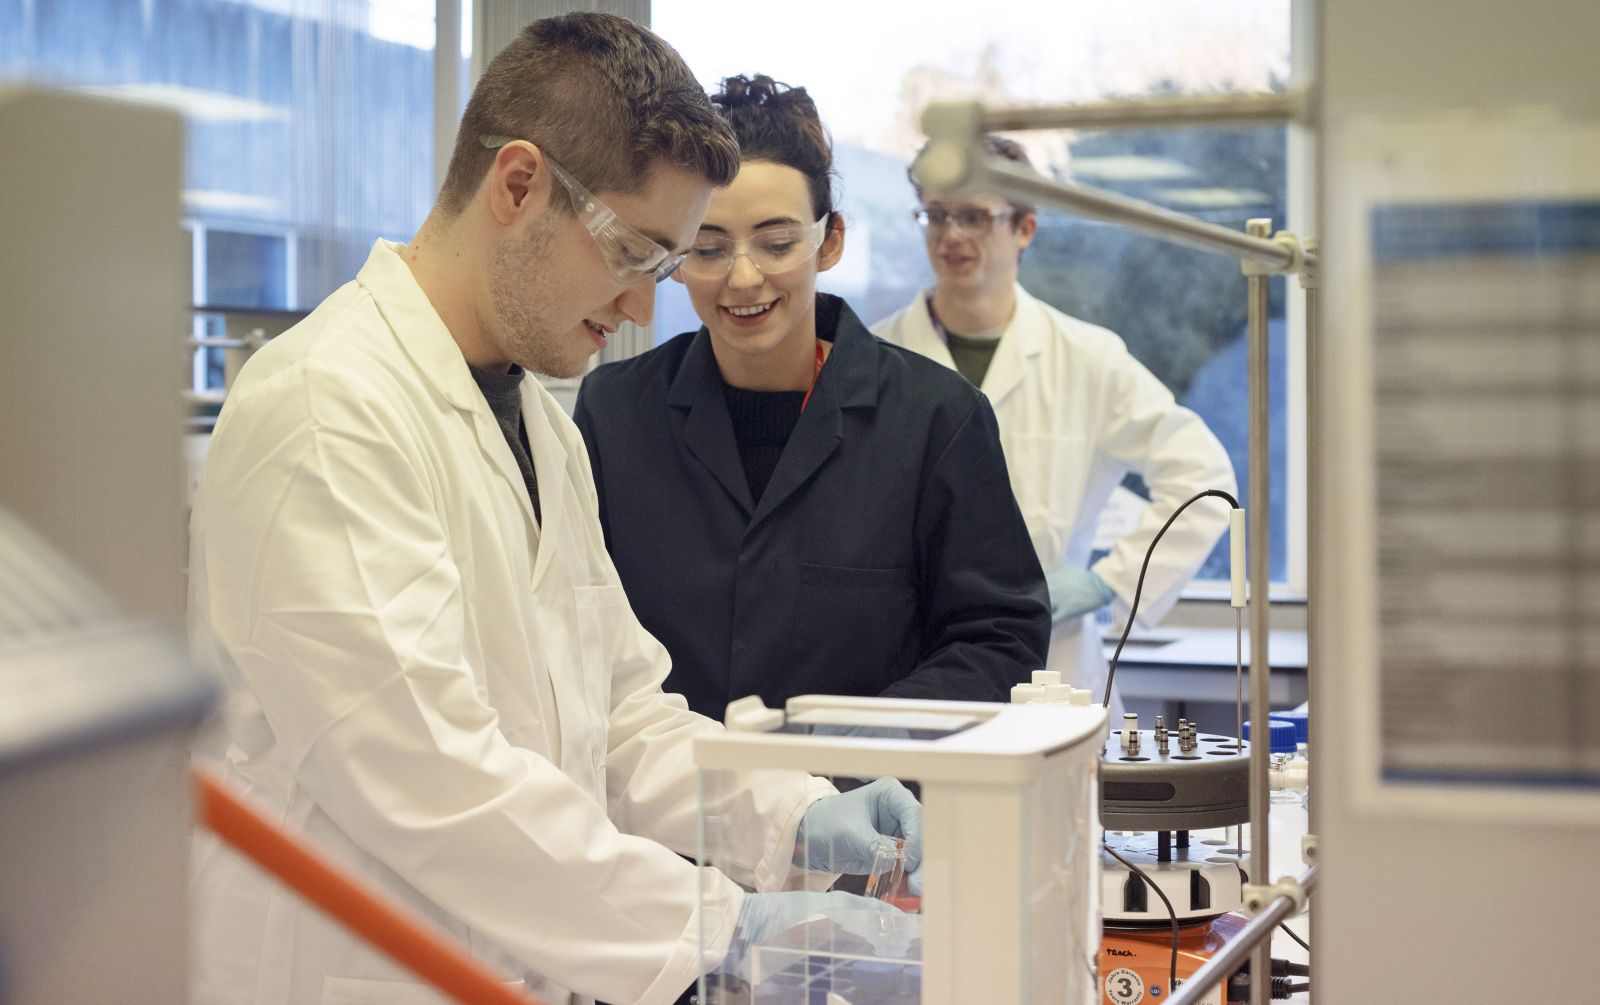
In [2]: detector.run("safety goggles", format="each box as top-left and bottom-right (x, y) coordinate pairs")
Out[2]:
(913, 204), (1015, 235)
(678, 216), (830, 281)
(480, 136), (685, 284)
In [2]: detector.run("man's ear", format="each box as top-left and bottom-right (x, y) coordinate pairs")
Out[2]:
(485, 141), (554, 225)
(1014, 210), (1038, 252)
(817, 214), (847, 273)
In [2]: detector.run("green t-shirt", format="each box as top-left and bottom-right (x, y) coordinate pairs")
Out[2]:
(944, 328), (1004, 389)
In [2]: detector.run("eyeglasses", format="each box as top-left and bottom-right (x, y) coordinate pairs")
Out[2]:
(480, 136), (684, 284)
(679, 216), (830, 281)
(913, 205), (1014, 235)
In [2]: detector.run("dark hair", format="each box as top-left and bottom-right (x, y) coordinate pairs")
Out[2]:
(438, 13), (739, 214)
(909, 133), (1037, 218)
(710, 74), (836, 222)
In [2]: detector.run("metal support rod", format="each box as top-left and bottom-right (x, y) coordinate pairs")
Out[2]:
(433, 0), (462, 196)
(1236, 606), (1245, 755)
(1167, 865), (1319, 1005)
(917, 102), (1320, 278)
(1245, 218), (1274, 1005)
(1301, 245), (1319, 838)
(917, 100), (1318, 278)
(981, 157), (1300, 271)
(979, 91), (1303, 132)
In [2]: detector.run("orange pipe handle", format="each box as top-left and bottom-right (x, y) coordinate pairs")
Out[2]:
(194, 768), (541, 1005)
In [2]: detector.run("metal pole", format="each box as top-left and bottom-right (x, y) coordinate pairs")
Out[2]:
(1245, 217), (1274, 1005)
(433, 0), (462, 196)
(974, 158), (1299, 271)
(1166, 865), (1320, 1005)
(979, 91), (1303, 132)
(916, 102), (1318, 275)
(1301, 243), (1320, 837)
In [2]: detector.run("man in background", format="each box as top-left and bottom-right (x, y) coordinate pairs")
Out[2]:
(875, 135), (1236, 714)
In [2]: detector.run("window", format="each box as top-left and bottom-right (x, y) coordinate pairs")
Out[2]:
(651, 0), (1299, 592)
(2, 0), (439, 412)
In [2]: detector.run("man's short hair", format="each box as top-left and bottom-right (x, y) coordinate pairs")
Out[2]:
(438, 13), (739, 214)
(909, 133), (1037, 218)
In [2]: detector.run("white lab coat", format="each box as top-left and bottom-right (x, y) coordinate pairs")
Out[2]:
(188, 241), (830, 1005)
(874, 286), (1236, 710)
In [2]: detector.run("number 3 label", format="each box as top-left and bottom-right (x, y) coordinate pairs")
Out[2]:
(1106, 966), (1145, 1004)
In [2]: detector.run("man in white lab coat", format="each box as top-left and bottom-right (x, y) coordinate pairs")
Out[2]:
(188, 15), (914, 1005)
(874, 135), (1236, 715)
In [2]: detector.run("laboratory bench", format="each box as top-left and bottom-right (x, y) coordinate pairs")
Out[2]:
(1107, 626), (1308, 736)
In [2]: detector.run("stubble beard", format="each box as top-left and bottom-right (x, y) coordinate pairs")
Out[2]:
(489, 213), (590, 380)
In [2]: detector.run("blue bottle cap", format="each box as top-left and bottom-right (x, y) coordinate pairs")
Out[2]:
(1271, 709), (1309, 746)
(1242, 719), (1297, 754)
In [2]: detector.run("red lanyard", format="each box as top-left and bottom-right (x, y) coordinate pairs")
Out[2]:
(799, 339), (827, 413)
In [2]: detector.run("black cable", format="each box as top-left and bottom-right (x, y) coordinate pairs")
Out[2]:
(1278, 922), (1309, 953)
(1103, 840), (1181, 997)
(1103, 488), (1242, 707)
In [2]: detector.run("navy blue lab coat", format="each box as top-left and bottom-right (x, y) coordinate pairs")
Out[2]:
(572, 295), (1048, 721)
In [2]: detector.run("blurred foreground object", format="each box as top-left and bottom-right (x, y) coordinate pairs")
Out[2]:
(0, 87), (211, 1003)
(0, 86), (187, 622)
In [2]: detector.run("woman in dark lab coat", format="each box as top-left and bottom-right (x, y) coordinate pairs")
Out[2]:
(573, 74), (1048, 724)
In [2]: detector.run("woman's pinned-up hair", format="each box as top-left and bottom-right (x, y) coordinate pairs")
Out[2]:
(711, 74), (838, 223)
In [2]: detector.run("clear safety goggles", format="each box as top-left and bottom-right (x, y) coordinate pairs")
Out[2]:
(480, 136), (685, 284)
(913, 204), (1014, 236)
(678, 216), (830, 281)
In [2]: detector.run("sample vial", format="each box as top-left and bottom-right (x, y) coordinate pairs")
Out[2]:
(864, 835), (920, 913)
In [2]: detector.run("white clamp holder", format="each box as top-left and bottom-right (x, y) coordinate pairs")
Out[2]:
(1298, 238), (1320, 289)
(914, 100), (986, 194)
(1241, 877), (1310, 916)
(1301, 833), (1319, 863)
(1240, 229), (1308, 278)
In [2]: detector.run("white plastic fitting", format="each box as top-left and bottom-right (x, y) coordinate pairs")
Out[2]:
(1229, 508), (1247, 608)
(1011, 683), (1046, 704)
(1042, 683), (1074, 704)
(1242, 877), (1310, 916)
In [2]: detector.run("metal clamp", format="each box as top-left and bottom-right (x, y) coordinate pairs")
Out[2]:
(1242, 876), (1309, 916)
(1240, 229), (1307, 277)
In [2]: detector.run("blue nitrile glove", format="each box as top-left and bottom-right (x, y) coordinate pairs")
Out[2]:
(720, 891), (900, 979)
(794, 778), (922, 877)
(1046, 565), (1115, 624)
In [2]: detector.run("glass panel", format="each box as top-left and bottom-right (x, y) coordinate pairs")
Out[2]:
(697, 700), (1102, 1004)
(204, 230), (288, 310)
